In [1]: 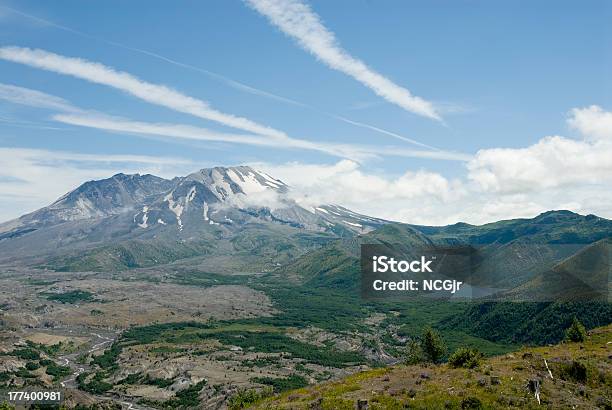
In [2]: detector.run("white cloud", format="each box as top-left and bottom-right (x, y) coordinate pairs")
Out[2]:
(254, 159), (469, 224)
(245, 0), (441, 120)
(254, 159), (612, 225)
(256, 105), (612, 225)
(0, 147), (195, 222)
(0, 46), (291, 139)
(567, 105), (612, 141)
(53, 113), (286, 147)
(0, 83), (78, 112)
(467, 106), (612, 193)
(467, 136), (612, 193)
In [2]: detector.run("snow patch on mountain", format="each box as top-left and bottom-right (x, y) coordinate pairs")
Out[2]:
(187, 186), (197, 202)
(165, 192), (184, 231)
(137, 206), (149, 228)
(203, 202), (210, 221)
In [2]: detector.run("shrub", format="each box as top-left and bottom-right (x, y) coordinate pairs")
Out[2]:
(11, 348), (40, 361)
(558, 360), (588, 384)
(448, 347), (482, 369)
(461, 396), (482, 409)
(25, 362), (40, 371)
(404, 339), (424, 365)
(43, 360), (71, 379)
(421, 327), (446, 364)
(163, 380), (207, 408)
(251, 374), (308, 393)
(228, 387), (273, 409)
(565, 317), (587, 342)
(77, 372), (113, 394)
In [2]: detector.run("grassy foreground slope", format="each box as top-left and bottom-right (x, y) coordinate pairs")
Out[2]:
(251, 325), (612, 409)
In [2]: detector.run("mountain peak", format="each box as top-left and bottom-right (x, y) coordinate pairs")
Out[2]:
(185, 165), (288, 195)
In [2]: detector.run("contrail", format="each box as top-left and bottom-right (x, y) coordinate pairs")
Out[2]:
(245, 0), (441, 120)
(1, 4), (447, 150)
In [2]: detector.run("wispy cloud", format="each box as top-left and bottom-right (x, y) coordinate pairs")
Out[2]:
(2, 5), (450, 147)
(0, 5), (307, 108)
(0, 82), (469, 161)
(0, 46), (290, 139)
(54, 112), (470, 161)
(0, 46), (445, 152)
(245, 0), (441, 121)
(0, 82), (78, 112)
(53, 113), (291, 148)
(330, 115), (439, 150)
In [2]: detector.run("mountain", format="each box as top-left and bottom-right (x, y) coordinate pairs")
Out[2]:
(0, 173), (175, 239)
(0, 166), (610, 300)
(501, 238), (611, 302)
(0, 166), (387, 266)
(274, 223), (435, 290)
(410, 211), (612, 289)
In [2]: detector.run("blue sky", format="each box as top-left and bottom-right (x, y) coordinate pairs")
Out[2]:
(1, 0), (611, 224)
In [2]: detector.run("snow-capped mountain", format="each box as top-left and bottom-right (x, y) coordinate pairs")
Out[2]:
(129, 166), (387, 233)
(131, 166), (293, 231)
(0, 166), (388, 261)
(0, 173), (174, 237)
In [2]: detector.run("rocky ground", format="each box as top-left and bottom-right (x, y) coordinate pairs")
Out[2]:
(0, 269), (392, 409)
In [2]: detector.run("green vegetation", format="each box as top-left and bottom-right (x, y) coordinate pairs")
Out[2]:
(40, 359), (71, 379)
(242, 356), (280, 368)
(26, 340), (66, 356)
(441, 301), (612, 345)
(118, 373), (142, 385)
(245, 286), (370, 332)
(251, 374), (308, 393)
(91, 342), (122, 370)
(0, 372), (10, 383)
(211, 331), (364, 367)
(404, 339), (424, 365)
(447, 347), (482, 369)
(557, 360), (588, 383)
(119, 321), (365, 368)
(25, 361), (40, 371)
(45, 238), (215, 272)
(565, 317), (587, 342)
(143, 375), (174, 388)
(252, 324), (612, 410)
(13, 368), (35, 378)
(421, 327), (446, 363)
(44, 290), (96, 304)
(228, 387), (273, 410)
(162, 380), (207, 408)
(8, 347), (40, 361)
(77, 372), (113, 394)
